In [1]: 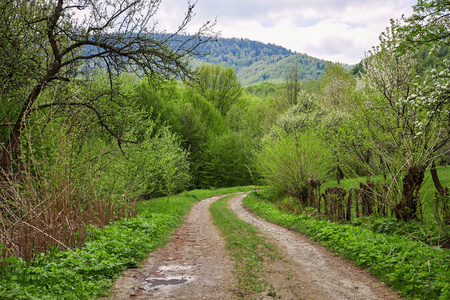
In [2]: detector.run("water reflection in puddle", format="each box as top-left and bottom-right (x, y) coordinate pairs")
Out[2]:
(146, 278), (188, 287)
(144, 275), (196, 290)
(143, 264), (197, 291)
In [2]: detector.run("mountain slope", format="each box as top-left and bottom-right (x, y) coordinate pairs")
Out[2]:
(192, 37), (350, 85)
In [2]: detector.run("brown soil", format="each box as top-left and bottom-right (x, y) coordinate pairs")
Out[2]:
(106, 193), (404, 300)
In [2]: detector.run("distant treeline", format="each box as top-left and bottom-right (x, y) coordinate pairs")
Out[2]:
(180, 35), (351, 85)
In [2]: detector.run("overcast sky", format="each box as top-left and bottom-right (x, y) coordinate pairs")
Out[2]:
(156, 0), (417, 65)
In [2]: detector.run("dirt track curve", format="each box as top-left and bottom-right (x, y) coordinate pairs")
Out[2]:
(107, 193), (403, 299)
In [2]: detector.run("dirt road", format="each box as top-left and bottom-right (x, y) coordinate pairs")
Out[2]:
(107, 193), (403, 299)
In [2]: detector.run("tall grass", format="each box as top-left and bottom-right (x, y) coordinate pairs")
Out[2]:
(0, 114), (135, 262)
(0, 177), (135, 261)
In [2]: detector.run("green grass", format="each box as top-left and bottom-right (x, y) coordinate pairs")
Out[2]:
(210, 195), (280, 298)
(0, 186), (258, 300)
(243, 192), (450, 300)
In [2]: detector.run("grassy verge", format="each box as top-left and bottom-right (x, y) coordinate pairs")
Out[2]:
(243, 192), (450, 300)
(0, 186), (257, 300)
(210, 195), (280, 298)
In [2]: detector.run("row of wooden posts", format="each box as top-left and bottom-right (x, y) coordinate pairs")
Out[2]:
(307, 180), (390, 222)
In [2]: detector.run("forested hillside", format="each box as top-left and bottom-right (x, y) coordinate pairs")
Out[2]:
(191, 36), (348, 85)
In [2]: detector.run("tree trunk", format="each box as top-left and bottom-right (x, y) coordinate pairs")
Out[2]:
(0, 85), (42, 174)
(395, 165), (426, 221)
(430, 161), (445, 196)
(336, 165), (344, 185)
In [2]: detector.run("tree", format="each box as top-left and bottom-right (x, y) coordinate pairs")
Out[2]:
(284, 62), (301, 106)
(201, 132), (254, 188)
(399, 1), (450, 199)
(399, 1), (450, 50)
(320, 62), (354, 109)
(349, 22), (450, 221)
(189, 64), (242, 116)
(318, 63), (355, 184)
(258, 130), (331, 203)
(266, 90), (322, 139)
(177, 86), (228, 187)
(0, 0), (216, 174)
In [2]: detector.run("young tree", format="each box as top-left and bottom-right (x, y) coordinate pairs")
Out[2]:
(284, 62), (301, 106)
(320, 62), (354, 109)
(258, 130), (331, 203)
(318, 62), (355, 183)
(189, 64), (243, 116)
(266, 90), (322, 139)
(0, 0), (216, 174)
(201, 132), (254, 188)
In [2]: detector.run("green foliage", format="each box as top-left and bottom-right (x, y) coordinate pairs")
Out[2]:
(283, 62), (301, 106)
(244, 82), (284, 98)
(362, 218), (443, 246)
(413, 44), (450, 73)
(399, 1), (450, 51)
(196, 37), (294, 67)
(236, 92), (283, 138)
(134, 78), (182, 134)
(201, 133), (255, 188)
(258, 130), (332, 200)
(178, 86), (228, 138)
(41, 75), (193, 200)
(266, 91), (322, 138)
(189, 64), (243, 116)
(244, 192), (450, 299)
(320, 62), (355, 108)
(116, 127), (191, 198)
(349, 61), (364, 76)
(176, 87), (229, 187)
(236, 53), (331, 86)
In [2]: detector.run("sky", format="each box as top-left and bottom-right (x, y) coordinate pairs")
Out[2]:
(156, 0), (417, 65)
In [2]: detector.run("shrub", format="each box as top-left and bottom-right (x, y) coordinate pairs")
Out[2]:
(257, 130), (331, 202)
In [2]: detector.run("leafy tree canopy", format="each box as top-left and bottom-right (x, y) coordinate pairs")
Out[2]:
(0, 0), (216, 174)
(189, 64), (243, 116)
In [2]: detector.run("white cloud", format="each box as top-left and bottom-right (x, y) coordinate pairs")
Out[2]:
(155, 0), (416, 64)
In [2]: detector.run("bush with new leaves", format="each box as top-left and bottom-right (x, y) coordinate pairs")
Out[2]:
(258, 130), (331, 203)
